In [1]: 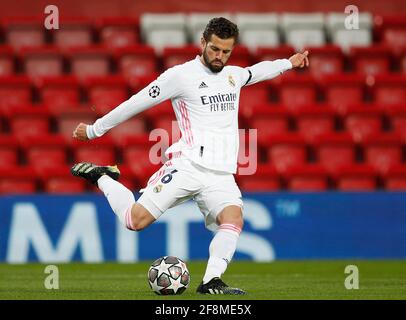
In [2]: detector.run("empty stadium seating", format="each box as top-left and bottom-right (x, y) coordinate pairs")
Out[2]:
(0, 11), (405, 194)
(261, 133), (307, 173)
(115, 45), (157, 79)
(3, 17), (45, 49)
(333, 164), (378, 191)
(20, 46), (63, 80)
(283, 164), (329, 191)
(0, 46), (14, 76)
(237, 164), (281, 191)
(53, 18), (93, 49)
(97, 17), (140, 49)
(312, 133), (356, 174)
(37, 76), (80, 111)
(85, 75), (129, 114)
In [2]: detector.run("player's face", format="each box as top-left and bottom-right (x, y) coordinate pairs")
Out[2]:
(201, 34), (235, 73)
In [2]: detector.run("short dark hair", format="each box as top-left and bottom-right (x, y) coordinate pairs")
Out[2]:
(203, 17), (239, 43)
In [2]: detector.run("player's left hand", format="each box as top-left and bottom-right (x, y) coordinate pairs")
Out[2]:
(72, 123), (89, 141)
(289, 50), (310, 68)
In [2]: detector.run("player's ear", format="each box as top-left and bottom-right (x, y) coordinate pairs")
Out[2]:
(200, 37), (206, 50)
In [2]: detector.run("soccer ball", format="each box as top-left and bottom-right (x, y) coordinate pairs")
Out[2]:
(147, 256), (190, 295)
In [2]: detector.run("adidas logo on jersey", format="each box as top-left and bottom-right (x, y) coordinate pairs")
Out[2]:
(198, 81), (208, 89)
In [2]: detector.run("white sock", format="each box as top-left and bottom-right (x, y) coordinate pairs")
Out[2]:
(202, 224), (241, 284)
(97, 175), (136, 230)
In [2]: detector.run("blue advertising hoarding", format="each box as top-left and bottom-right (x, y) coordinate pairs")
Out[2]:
(0, 192), (405, 263)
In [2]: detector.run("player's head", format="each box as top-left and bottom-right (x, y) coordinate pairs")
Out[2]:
(201, 17), (239, 73)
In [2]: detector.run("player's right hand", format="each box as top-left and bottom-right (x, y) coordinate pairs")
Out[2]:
(72, 123), (89, 141)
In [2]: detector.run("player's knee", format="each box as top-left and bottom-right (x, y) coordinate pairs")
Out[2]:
(217, 206), (244, 230)
(231, 216), (244, 230)
(130, 203), (156, 232)
(131, 220), (147, 232)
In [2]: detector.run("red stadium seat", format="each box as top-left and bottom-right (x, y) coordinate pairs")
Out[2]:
(113, 165), (139, 191)
(227, 45), (251, 67)
(400, 49), (406, 73)
(38, 166), (86, 193)
(53, 18), (93, 49)
(278, 74), (317, 112)
(115, 45), (157, 79)
(21, 135), (68, 171)
(3, 17), (44, 49)
(120, 135), (162, 183)
(383, 164), (406, 190)
(0, 76), (32, 114)
(372, 74), (406, 106)
(376, 15), (406, 53)
(362, 133), (403, 174)
(313, 132), (356, 174)
(144, 100), (178, 140)
(67, 46), (110, 80)
(237, 164), (281, 191)
(162, 45), (200, 70)
(305, 45), (344, 78)
(239, 82), (270, 114)
(261, 133), (307, 173)
(245, 105), (290, 138)
(343, 105), (383, 142)
(254, 46), (296, 62)
(55, 108), (97, 139)
(129, 74), (159, 94)
(20, 46), (63, 80)
(37, 76), (80, 110)
(0, 136), (18, 169)
(98, 17), (139, 48)
(109, 117), (147, 143)
(334, 164), (377, 191)
(283, 164), (329, 191)
(0, 46), (14, 76)
(349, 46), (392, 75)
(8, 107), (51, 140)
(71, 136), (116, 165)
(85, 76), (129, 114)
(0, 167), (37, 194)
(386, 105), (406, 136)
(321, 74), (366, 115)
(293, 105), (336, 142)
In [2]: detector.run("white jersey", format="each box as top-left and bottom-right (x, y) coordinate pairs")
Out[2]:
(87, 56), (292, 173)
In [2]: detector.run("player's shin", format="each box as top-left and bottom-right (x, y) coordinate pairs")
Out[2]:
(97, 175), (136, 230)
(202, 224), (241, 284)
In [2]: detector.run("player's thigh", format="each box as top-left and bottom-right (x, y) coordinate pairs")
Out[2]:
(195, 174), (243, 230)
(137, 160), (201, 221)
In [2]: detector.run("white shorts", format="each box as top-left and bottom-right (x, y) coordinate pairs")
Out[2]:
(137, 156), (243, 231)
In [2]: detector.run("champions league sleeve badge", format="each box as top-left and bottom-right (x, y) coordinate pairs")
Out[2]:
(149, 85), (161, 98)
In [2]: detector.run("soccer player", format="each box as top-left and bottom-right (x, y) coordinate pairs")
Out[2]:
(71, 17), (309, 295)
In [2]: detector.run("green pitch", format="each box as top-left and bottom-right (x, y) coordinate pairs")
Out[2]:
(1, 261), (406, 300)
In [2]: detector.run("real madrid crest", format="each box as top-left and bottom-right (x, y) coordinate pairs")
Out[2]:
(228, 75), (235, 87)
(153, 185), (163, 193)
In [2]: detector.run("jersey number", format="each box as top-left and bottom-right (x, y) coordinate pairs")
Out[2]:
(161, 169), (178, 184)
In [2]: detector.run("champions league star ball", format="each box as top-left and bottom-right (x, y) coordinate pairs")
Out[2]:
(148, 256), (190, 295)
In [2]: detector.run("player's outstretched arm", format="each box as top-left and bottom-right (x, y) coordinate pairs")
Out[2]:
(72, 67), (181, 141)
(242, 50), (310, 87)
